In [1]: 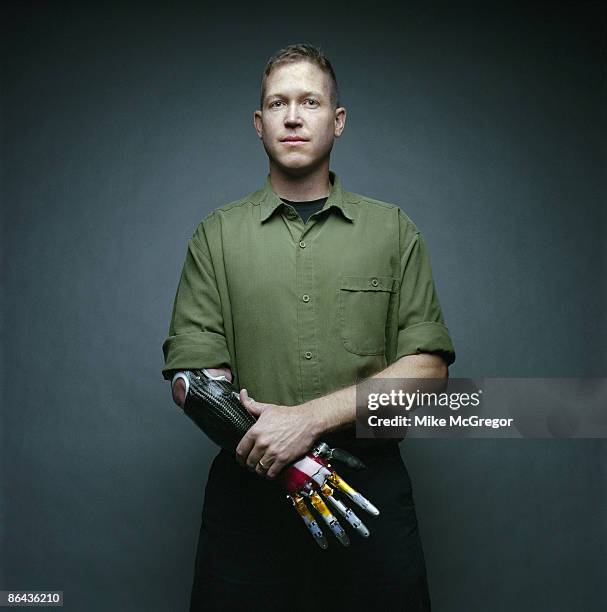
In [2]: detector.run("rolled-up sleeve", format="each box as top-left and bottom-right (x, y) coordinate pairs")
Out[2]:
(161, 225), (231, 380)
(395, 212), (456, 365)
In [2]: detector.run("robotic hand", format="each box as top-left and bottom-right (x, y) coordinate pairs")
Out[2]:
(173, 368), (380, 548)
(281, 441), (379, 549)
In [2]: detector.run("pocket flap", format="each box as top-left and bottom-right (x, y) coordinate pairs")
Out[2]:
(340, 275), (397, 292)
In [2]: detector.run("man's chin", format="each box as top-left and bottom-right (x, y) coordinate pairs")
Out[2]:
(270, 155), (327, 178)
(277, 164), (313, 177)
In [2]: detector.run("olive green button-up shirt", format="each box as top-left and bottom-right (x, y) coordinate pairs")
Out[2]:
(162, 171), (455, 406)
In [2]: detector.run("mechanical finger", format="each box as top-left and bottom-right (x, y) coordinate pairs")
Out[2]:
(320, 483), (370, 538)
(288, 493), (328, 550)
(308, 490), (350, 547)
(327, 470), (380, 516)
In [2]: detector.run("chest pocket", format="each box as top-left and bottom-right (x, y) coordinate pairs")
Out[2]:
(339, 275), (397, 355)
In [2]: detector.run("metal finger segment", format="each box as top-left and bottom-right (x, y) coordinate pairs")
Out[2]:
(321, 483), (370, 537)
(327, 471), (380, 516)
(309, 491), (350, 547)
(330, 448), (366, 469)
(288, 494), (328, 549)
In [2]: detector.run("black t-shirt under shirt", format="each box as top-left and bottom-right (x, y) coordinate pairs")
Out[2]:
(281, 197), (328, 224)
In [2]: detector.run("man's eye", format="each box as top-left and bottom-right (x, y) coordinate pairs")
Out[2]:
(269, 100), (283, 108)
(304, 98), (319, 106)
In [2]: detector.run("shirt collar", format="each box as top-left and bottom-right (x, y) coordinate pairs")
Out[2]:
(257, 171), (356, 223)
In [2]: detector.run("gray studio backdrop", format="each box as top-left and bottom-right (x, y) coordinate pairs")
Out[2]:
(2, 3), (606, 611)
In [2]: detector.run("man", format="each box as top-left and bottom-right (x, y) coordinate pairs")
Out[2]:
(162, 44), (455, 611)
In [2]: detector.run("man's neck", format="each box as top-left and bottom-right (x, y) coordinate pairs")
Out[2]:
(268, 161), (331, 202)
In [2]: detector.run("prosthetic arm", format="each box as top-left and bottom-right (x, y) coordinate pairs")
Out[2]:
(172, 368), (380, 548)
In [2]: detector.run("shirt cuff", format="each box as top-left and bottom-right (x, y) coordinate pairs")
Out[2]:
(162, 330), (231, 380)
(395, 321), (456, 365)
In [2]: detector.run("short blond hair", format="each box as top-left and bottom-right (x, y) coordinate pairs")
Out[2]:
(260, 43), (340, 109)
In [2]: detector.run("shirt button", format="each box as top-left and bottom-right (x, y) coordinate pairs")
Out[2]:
(304, 351), (312, 359)
(302, 294), (310, 303)
(299, 241), (306, 248)
(371, 278), (379, 287)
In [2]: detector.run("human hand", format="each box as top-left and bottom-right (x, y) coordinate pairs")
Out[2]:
(235, 389), (319, 479)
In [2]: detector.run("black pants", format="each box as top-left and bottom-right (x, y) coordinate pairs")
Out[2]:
(190, 443), (431, 611)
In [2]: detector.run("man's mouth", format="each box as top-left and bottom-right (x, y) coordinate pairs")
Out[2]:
(280, 137), (309, 144)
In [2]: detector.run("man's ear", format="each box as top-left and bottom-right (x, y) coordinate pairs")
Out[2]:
(253, 110), (263, 138)
(334, 106), (347, 138)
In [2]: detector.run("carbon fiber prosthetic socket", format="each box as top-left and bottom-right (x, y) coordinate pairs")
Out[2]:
(182, 369), (256, 451)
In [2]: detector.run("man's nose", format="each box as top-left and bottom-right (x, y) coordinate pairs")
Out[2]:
(284, 103), (303, 126)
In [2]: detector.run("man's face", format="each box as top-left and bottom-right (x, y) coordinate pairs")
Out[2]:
(254, 61), (346, 176)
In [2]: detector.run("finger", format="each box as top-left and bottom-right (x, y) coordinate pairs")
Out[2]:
(244, 433), (268, 471)
(235, 432), (255, 468)
(240, 389), (261, 417)
(320, 483), (370, 537)
(288, 494), (328, 550)
(240, 388), (251, 403)
(246, 445), (265, 471)
(254, 456), (274, 477)
(240, 388), (255, 406)
(327, 470), (380, 516)
(331, 447), (366, 470)
(308, 490), (350, 546)
(266, 458), (287, 480)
